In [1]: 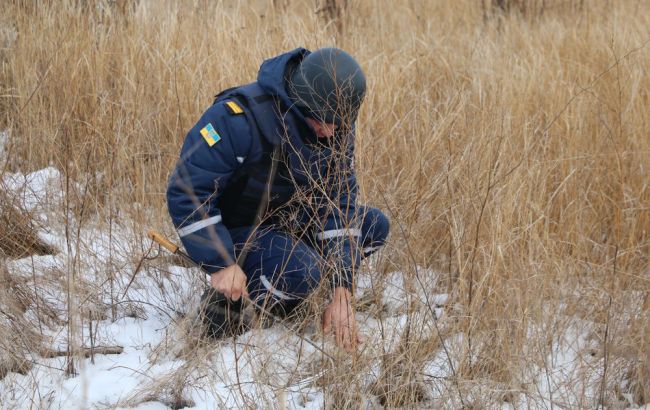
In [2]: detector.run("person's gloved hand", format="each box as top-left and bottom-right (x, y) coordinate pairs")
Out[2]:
(211, 265), (249, 301)
(323, 287), (364, 352)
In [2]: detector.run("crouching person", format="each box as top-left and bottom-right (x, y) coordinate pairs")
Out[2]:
(166, 48), (389, 352)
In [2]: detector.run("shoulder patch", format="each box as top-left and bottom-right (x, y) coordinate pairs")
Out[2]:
(200, 123), (221, 147)
(225, 100), (244, 115)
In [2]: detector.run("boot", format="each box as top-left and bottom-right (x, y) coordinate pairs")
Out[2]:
(199, 288), (252, 339)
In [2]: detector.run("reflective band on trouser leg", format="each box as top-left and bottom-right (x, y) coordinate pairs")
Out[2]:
(177, 215), (222, 237)
(362, 245), (383, 256)
(315, 228), (362, 241)
(259, 275), (297, 301)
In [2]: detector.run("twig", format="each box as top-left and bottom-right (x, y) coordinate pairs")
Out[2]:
(122, 241), (156, 299)
(41, 346), (124, 359)
(598, 246), (617, 409)
(89, 310), (95, 364)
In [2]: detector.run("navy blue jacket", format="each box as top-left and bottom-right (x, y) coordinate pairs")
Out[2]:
(166, 48), (360, 289)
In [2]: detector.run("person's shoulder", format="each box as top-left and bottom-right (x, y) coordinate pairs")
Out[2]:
(176, 97), (256, 163)
(201, 97), (247, 128)
(195, 97), (252, 140)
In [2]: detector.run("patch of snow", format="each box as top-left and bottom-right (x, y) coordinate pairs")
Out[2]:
(529, 321), (601, 409)
(0, 165), (335, 408)
(2, 166), (67, 212)
(1, 167), (629, 409)
(357, 269), (447, 318)
(116, 403), (169, 410)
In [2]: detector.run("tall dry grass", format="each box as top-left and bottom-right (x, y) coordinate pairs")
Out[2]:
(1, 0), (649, 407)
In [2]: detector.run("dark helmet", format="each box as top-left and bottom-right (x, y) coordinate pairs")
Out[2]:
(289, 48), (366, 127)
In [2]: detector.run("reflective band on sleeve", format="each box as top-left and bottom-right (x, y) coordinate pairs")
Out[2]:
(177, 215), (222, 237)
(260, 275), (297, 300)
(315, 228), (362, 241)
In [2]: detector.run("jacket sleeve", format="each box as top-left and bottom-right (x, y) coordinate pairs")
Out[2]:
(313, 132), (361, 290)
(166, 102), (253, 273)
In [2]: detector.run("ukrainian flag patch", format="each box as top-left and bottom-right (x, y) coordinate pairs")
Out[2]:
(200, 123), (221, 147)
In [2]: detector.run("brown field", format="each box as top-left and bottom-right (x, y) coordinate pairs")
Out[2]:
(1, 0), (649, 408)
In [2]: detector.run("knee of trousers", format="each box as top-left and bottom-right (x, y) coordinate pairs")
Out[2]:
(283, 261), (322, 299)
(361, 207), (390, 248)
(253, 253), (323, 304)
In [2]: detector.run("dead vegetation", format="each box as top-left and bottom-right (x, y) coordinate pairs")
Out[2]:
(0, 264), (41, 380)
(0, 0), (649, 408)
(0, 190), (57, 258)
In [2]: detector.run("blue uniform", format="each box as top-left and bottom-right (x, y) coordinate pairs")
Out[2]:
(167, 48), (389, 309)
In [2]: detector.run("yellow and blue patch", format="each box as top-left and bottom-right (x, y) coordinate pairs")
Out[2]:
(200, 123), (221, 147)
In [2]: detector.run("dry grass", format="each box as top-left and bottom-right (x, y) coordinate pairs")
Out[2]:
(0, 263), (42, 380)
(1, 0), (649, 408)
(0, 190), (57, 258)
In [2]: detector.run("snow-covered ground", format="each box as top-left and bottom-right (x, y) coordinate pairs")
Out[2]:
(0, 167), (646, 409)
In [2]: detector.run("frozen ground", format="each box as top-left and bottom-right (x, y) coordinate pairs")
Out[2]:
(0, 167), (646, 409)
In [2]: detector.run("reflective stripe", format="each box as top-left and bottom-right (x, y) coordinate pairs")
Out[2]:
(363, 245), (382, 255)
(177, 215), (222, 237)
(236, 156), (245, 164)
(260, 275), (296, 301)
(315, 228), (361, 241)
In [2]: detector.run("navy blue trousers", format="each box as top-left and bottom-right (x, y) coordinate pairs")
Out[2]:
(228, 206), (389, 311)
